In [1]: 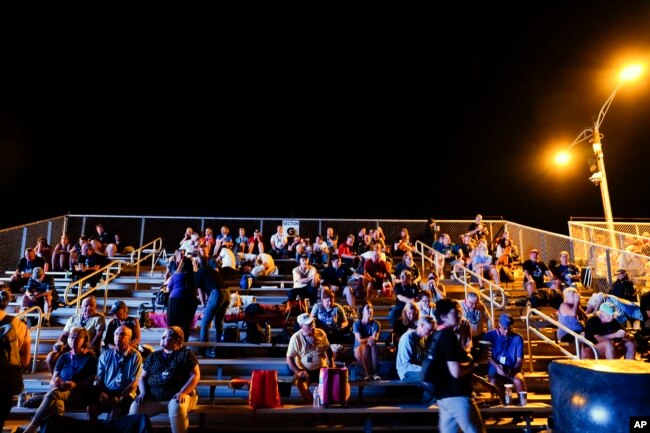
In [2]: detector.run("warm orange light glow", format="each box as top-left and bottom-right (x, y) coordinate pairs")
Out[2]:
(619, 64), (643, 82)
(555, 151), (570, 165)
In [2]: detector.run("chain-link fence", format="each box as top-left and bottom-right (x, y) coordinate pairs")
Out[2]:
(3, 215), (648, 291)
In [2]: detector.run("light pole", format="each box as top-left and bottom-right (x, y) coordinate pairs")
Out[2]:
(555, 65), (643, 246)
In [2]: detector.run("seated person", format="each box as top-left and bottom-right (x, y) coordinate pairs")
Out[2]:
(20, 327), (97, 433)
(524, 278), (563, 309)
(556, 287), (587, 343)
(483, 314), (527, 403)
(353, 301), (382, 381)
(471, 244), (499, 288)
(20, 267), (56, 323)
(88, 325), (143, 421)
(416, 289), (435, 317)
(72, 243), (108, 289)
(290, 254), (320, 305)
(522, 248), (553, 291)
(51, 234), (72, 272)
(286, 313), (334, 404)
(46, 296), (106, 373)
(584, 302), (636, 360)
(423, 270), (446, 302)
(129, 326), (200, 433)
(103, 300), (142, 351)
(393, 301), (420, 344)
(611, 268), (636, 303)
(585, 292), (644, 326)
(320, 255), (356, 305)
(250, 253), (278, 277)
(554, 251), (581, 288)
(9, 248), (46, 293)
(362, 244), (391, 299)
(388, 270), (420, 328)
(90, 223), (120, 258)
(396, 316), (436, 383)
(310, 288), (349, 343)
(393, 252), (421, 286)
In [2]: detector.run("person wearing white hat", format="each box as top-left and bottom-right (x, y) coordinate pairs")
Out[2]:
(286, 312), (333, 404)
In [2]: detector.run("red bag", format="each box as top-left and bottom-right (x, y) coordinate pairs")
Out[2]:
(249, 370), (282, 409)
(318, 367), (350, 407)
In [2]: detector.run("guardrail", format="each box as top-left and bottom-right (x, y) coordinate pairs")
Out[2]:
(15, 305), (44, 373)
(451, 264), (506, 329)
(524, 306), (598, 372)
(62, 261), (122, 314)
(128, 237), (164, 289)
(413, 240), (444, 276)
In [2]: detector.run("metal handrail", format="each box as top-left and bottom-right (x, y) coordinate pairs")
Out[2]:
(524, 306), (598, 373)
(15, 305), (44, 373)
(451, 264), (506, 329)
(413, 240), (445, 276)
(127, 237), (164, 290)
(62, 260), (122, 314)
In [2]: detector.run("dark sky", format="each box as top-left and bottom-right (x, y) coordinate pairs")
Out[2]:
(2, 4), (650, 235)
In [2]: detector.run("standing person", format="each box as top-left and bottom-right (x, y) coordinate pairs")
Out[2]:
(0, 287), (31, 430)
(195, 257), (230, 356)
(129, 326), (200, 433)
(88, 326), (143, 421)
(286, 313), (334, 404)
(20, 327), (97, 433)
(432, 298), (485, 433)
(483, 314), (527, 403)
(167, 258), (198, 342)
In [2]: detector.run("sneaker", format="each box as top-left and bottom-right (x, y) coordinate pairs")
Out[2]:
(372, 374), (382, 381)
(363, 375), (373, 381)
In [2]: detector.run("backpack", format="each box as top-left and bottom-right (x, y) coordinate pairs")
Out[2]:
(0, 314), (24, 394)
(244, 320), (265, 344)
(0, 315), (20, 368)
(222, 325), (241, 343)
(240, 274), (253, 290)
(419, 330), (443, 402)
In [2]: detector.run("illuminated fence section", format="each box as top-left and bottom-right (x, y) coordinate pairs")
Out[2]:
(510, 221), (650, 290)
(4, 216), (647, 291)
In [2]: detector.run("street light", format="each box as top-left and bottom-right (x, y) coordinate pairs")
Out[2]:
(555, 64), (643, 245)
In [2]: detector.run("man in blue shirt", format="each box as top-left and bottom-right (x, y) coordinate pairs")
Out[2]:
(483, 313), (526, 403)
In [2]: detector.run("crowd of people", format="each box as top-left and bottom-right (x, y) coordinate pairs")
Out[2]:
(3, 218), (650, 433)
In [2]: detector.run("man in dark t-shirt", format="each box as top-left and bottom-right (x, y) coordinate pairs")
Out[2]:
(432, 299), (485, 433)
(584, 302), (636, 360)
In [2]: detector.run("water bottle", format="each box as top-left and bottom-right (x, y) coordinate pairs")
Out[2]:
(17, 393), (26, 407)
(504, 384), (513, 405)
(312, 387), (321, 408)
(264, 322), (271, 343)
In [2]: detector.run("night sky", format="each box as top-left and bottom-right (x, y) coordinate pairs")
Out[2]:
(1, 4), (650, 235)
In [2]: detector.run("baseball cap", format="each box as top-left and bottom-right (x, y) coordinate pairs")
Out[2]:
(530, 249), (539, 254)
(599, 302), (618, 316)
(109, 300), (127, 315)
(499, 313), (514, 327)
(299, 253), (309, 260)
(297, 313), (314, 326)
(32, 267), (44, 278)
(615, 268), (626, 274)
